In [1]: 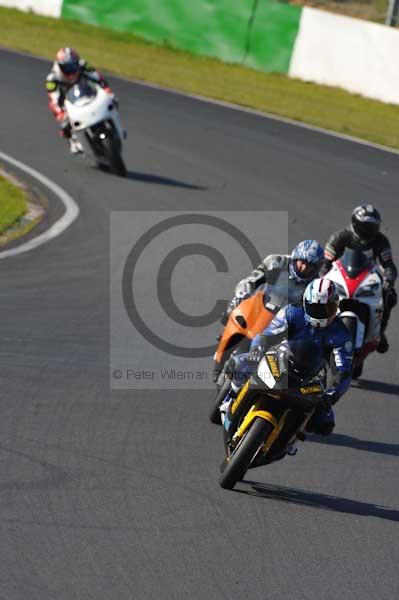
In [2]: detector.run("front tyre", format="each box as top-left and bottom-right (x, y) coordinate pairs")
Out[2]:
(103, 134), (127, 177)
(219, 417), (274, 490)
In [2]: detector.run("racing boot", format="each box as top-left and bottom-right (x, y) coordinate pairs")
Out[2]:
(219, 382), (239, 427)
(69, 137), (83, 154)
(306, 406), (335, 436)
(377, 332), (389, 354)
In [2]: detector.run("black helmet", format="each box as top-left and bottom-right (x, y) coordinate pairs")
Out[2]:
(351, 205), (381, 242)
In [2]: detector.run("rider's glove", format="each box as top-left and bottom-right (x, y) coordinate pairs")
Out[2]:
(229, 297), (242, 310)
(383, 282), (397, 309)
(234, 279), (254, 300)
(319, 258), (333, 277)
(59, 118), (72, 138)
(55, 109), (66, 123)
(383, 279), (393, 290)
(224, 357), (236, 379)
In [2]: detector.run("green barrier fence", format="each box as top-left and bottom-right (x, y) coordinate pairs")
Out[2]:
(61, 0), (302, 74)
(246, 1), (302, 72)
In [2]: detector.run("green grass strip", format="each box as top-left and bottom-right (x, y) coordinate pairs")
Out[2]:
(0, 173), (27, 234)
(1, 7), (399, 149)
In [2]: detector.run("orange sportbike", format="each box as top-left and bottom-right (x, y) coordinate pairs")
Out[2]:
(214, 289), (277, 377)
(210, 275), (302, 424)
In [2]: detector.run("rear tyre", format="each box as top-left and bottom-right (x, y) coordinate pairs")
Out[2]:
(209, 379), (230, 425)
(219, 417), (274, 490)
(103, 135), (127, 177)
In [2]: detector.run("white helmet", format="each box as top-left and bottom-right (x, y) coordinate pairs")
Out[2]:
(303, 278), (339, 328)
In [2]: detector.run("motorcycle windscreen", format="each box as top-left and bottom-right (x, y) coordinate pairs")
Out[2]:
(229, 271), (292, 338)
(257, 341), (324, 394)
(284, 339), (324, 387)
(340, 248), (372, 279)
(265, 269), (301, 308)
(66, 82), (97, 106)
(258, 341), (324, 393)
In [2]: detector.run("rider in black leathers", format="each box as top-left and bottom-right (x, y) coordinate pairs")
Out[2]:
(320, 205), (397, 353)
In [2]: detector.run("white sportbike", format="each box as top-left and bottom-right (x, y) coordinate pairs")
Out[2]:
(64, 81), (127, 176)
(324, 248), (384, 379)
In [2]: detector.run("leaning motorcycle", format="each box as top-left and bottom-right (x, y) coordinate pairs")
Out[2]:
(219, 343), (326, 490)
(64, 81), (127, 177)
(324, 248), (383, 379)
(210, 270), (303, 424)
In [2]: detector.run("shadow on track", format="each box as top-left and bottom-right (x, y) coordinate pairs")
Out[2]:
(237, 481), (399, 522)
(308, 433), (399, 457)
(352, 378), (399, 397)
(127, 170), (206, 190)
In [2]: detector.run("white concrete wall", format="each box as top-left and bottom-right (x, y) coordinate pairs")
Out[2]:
(2, 1), (399, 105)
(290, 7), (399, 105)
(0, 0), (63, 17)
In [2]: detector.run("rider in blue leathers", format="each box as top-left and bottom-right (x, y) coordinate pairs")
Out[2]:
(223, 278), (353, 437)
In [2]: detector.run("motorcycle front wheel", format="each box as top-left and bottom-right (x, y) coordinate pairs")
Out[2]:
(102, 135), (127, 177)
(219, 417), (274, 490)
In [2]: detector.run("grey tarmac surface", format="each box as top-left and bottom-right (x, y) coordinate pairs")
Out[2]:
(0, 48), (398, 599)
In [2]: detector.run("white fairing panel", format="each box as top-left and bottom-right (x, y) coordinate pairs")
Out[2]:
(290, 7), (399, 105)
(257, 357), (276, 389)
(0, 0), (63, 17)
(64, 86), (125, 155)
(323, 262), (383, 344)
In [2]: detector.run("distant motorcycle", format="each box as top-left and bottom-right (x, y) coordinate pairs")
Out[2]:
(64, 81), (127, 176)
(219, 341), (326, 490)
(324, 248), (383, 378)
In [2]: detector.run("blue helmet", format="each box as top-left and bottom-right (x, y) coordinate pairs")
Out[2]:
(289, 240), (324, 282)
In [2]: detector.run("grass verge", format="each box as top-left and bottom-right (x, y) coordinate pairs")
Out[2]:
(1, 7), (399, 149)
(0, 173), (27, 234)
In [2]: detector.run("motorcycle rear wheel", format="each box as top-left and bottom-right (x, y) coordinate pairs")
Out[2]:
(219, 417), (274, 490)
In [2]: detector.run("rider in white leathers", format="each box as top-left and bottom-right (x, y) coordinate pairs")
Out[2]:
(45, 47), (113, 153)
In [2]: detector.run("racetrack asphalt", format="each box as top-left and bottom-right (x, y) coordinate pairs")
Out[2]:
(0, 48), (398, 600)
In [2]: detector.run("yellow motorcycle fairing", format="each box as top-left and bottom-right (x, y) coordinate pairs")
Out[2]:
(232, 402), (279, 441)
(230, 380), (250, 416)
(232, 401), (290, 459)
